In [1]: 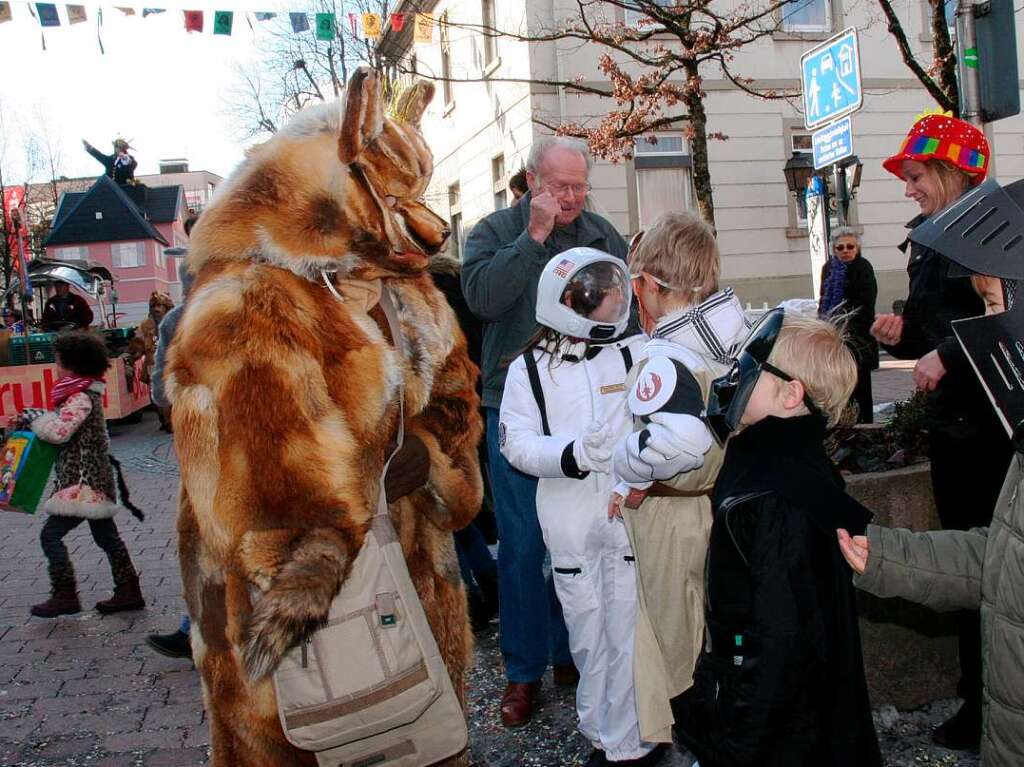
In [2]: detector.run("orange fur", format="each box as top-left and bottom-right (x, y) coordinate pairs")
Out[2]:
(169, 68), (481, 766)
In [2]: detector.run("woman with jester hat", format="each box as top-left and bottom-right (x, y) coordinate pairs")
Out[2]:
(841, 175), (1024, 767)
(868, 112), (1013, 750)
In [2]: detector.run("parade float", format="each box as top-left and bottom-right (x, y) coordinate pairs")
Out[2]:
(0, 259), (149, 421)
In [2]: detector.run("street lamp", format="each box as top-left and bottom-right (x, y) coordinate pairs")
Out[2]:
(783, 151), (816, 219)
(835, 154), (864, 225)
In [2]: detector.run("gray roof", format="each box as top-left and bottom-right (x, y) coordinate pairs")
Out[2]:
(45, 176), (182, 248)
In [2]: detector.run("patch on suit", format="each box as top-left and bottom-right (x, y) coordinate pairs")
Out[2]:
(628, 355), (704, 418)
(600, 383), (627, 395)
(498, 421), (507, 447)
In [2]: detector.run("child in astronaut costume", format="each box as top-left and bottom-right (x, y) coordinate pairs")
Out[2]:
(499, 248), (654, 766)
(610, 212), (750, 745)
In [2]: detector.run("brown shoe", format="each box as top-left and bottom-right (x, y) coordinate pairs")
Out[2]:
(552, 662), (580, 686)
(96, 576), (145, 614)
(500, 680), (541, 727)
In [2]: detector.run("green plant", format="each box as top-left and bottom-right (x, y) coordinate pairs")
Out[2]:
(829, 391), (929, 474)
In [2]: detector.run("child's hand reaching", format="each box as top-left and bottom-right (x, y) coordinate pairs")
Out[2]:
(837, 529), (870, 574)
(608, 491), (624, 520)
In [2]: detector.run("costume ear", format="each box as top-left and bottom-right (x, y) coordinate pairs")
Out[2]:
(339, 67), (384, 164)
(397, 81), (435, 127)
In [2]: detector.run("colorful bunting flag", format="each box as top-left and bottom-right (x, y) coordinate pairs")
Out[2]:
(213, 10), (232, 35)
(347, 12), (356, 35)
(142, 8), (166, 17)
(254, 12), (275, 21)
(362, 12), (380, 39)
(114, 7), (135, 16)
(414, 13), (434, 43)
(36, 3), (60, 26)
(391, 13), (405, 32)
(289, 12), (308, 32)
(315, 12), (334, 40)
(0, 2), (12, 23)
(184, 9), (202, 32)
(66, 5), (86, 24)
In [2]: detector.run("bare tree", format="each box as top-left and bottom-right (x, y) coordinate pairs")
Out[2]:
(877, 0), (958, 114)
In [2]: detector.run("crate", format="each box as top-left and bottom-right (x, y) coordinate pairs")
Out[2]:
(8, 333), (58, 366)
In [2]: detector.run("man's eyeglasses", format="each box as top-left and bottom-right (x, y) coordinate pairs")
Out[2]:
(835, 243), (858, 252)
(544, 182), (592, 196)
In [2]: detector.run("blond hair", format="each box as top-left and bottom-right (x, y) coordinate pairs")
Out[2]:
(925, 158), (971, 210)
(767, 313), (857, 427)
(629, 212), (720, 301)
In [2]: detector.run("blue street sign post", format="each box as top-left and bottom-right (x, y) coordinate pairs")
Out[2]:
(812, 116), (854, 169)
(801, 27), (863, 130)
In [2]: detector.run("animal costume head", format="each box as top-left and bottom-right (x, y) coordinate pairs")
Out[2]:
(189, 68), (448, 281)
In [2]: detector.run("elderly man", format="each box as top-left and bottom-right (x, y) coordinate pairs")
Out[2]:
(462, 136), (628, 727)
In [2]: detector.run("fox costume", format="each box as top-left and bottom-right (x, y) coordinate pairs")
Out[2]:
(165, 69), (483, 766)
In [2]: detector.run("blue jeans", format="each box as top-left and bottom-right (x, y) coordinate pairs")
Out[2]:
(486, 407), (572, 682)
(455, 523), (496, 594)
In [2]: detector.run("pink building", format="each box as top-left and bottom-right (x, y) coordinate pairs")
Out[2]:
(43, 175), (188, 325)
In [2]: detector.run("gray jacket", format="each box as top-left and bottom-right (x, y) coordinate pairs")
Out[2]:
(855, 454), (1024, 767)
(461, 192), (628, 408)
(151, 265), (194, 408)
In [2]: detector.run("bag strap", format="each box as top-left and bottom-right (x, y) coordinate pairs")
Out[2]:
(377, 287), (404, 516)
(522, 349), (551, 437)
(620, 345), (633, 374)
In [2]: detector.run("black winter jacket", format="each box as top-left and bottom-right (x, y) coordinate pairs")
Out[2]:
(820, 255), (879, 370)
(673, 416), (881, 767)
(886, 216), (1000, 438)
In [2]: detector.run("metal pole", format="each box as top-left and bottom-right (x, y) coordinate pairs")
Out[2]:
(834, 164), (849, 226)
(958, 0), (984, 127)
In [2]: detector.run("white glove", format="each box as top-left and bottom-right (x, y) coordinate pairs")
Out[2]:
(637, 411), (712, 479)
(572, 421), (614, 474)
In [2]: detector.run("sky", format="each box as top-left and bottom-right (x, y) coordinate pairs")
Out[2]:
(0, 2), (287, 184)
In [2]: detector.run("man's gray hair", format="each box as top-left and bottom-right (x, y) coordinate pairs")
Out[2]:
(830, 226), (861, 250)
(527, 136), (592, 174)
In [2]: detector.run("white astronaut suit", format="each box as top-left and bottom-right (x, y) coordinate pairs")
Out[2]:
(499, 248), (653, 762)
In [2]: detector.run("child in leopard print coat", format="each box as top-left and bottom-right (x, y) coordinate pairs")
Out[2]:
(14, 331), (145, 618)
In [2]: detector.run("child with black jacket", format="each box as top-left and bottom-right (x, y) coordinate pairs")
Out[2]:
(672, 310), (881, 767)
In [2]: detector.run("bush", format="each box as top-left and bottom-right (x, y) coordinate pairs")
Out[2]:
(829, 391), (929, 474)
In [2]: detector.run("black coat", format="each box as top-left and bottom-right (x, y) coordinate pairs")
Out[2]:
(673, 416), (881, 767)
(820, 255), (879, 370)
(885, 216), (1002, 438)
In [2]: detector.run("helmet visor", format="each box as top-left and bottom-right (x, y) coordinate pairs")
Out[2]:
(561, 261), (630, 337)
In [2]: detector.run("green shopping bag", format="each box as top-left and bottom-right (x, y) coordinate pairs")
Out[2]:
(0, 430), (58, 515)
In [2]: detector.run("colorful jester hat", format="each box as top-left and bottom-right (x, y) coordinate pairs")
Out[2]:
(883, 110), (989, 185)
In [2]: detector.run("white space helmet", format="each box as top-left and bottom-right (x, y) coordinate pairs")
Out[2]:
(535, 247), (631, 341)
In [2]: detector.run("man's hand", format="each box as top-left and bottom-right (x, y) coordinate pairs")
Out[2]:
(871, 314), (904, 346)
(837, 529), (870, 575)
(912, 349), (946, 392)
(527, 191), (561, 244)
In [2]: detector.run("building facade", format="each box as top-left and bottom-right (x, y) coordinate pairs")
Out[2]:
(382, 0), (1024, 311)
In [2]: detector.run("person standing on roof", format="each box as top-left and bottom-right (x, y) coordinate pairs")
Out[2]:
(82, 137), (137, 185)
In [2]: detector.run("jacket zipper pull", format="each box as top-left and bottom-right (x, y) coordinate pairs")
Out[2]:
(300, 639), (310, 668)
(732, 634), (744, 667)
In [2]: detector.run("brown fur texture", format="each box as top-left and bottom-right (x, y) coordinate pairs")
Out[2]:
(167, 68), (482, 767)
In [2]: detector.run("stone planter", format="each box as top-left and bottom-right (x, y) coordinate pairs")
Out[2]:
(845, 461), (959, 710)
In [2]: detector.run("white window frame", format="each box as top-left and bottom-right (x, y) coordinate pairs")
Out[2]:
(492, 154), (507, 211)
(155, 241), (165, 269)
(624, 0), (673, 30)
(633, 134), (695, 228)
(112, 241), (146, 268)
(448, 183), (463, 260)
(54, 246), (87, 261)
(779, 0), (833, 34)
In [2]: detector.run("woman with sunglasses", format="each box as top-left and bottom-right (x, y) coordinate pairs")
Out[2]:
(869, 113), (1012, 750)
(819, 227), (878, 422)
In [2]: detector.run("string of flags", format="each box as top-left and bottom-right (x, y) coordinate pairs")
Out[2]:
(0, 2), (437, 47)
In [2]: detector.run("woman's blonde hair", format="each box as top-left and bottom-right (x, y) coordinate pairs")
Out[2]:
(629, 212), (720, 301)
(925, 158), (972, 210)
(767, 313), (857, 427)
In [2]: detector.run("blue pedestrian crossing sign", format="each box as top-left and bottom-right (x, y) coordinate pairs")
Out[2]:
(801, 27), (863, 130)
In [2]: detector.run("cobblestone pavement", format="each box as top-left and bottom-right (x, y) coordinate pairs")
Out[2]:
(1, 400), (982, 767)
